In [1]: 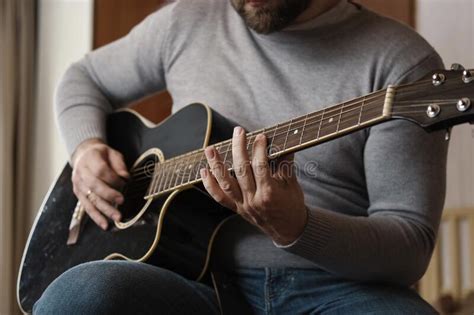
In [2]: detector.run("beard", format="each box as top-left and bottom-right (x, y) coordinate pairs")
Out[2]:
(230, 0), (311, 34)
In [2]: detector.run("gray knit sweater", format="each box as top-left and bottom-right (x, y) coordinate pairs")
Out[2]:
(55, 0), (448, 286)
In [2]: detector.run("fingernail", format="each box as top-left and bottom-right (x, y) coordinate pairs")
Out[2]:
(101, 223), (108, 230)
(205, 147), (215, 159)
(234, 126), (243, 136)
(116, 196), (124, 204)
(200, 168), (207, 179)
(113, 214), (121, 221)
(256, 133), (265, 141)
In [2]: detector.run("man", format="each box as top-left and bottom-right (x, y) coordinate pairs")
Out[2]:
(35, 0), (448, 313)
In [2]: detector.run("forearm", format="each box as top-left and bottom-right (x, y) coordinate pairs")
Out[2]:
(285, 207), (435, 286)
(55, 7), (171, 157)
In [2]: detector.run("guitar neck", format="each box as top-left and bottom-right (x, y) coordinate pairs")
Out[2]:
(145, 86), (396, 199)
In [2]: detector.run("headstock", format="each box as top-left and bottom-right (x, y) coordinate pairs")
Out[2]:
(391, 64), (474, 131)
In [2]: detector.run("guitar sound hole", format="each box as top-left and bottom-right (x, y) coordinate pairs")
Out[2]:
(118, 155), (158, 221)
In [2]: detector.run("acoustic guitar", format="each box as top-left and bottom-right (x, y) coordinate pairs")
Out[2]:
(17, 65), (474, 313)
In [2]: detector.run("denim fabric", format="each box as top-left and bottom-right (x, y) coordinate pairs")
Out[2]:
(34, 262), (436, 314)
(227, 268), (437, 315)
(33, 261), (220, 315)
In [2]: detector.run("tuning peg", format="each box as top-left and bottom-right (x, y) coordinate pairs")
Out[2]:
(432, 73), (446, 86)
(462, 70), (474, 83)
(451, 63), (465, 71)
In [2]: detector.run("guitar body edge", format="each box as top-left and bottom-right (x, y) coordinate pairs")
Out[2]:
(17, 103), (237, 313)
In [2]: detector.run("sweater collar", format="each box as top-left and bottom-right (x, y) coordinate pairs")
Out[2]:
(284, 0), (359, 32)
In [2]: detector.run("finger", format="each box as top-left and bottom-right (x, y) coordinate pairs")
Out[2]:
(252, 133), (272, 188)
(77, 192), (108, 230)
(232, 126), (255, 194)
(200, 168), (236, 210)
(205, 146), (242, 202)
(89, 193), (122, 221)
(86, 156), (126, 189)
(80, 168), (124, 205)
(108, 149), (130, 179)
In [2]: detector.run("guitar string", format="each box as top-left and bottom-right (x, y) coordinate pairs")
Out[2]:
(123, 103), (386, 194)
(129, 94), (455, 182)
(128, 96), (463, 189)
(124, 102), (464, 199)
(129, 76), (465, 178)
(130, 76), (466, 176)
(129, 91), (387, 176)
(128, 94), (386, 182)
(125, 97), (467, 198)
(125, 79), (470, 194)
(125, 103), (413, 197)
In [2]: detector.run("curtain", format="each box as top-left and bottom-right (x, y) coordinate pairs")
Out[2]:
(0, 0), (36, 314)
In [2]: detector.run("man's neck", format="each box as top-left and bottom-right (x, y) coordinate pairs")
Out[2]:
(294, 0), (341, 24)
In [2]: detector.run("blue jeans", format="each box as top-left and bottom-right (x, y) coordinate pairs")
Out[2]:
(34, 261), (436, 314)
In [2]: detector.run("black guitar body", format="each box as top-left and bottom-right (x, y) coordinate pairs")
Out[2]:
(18, 103), (236, 313)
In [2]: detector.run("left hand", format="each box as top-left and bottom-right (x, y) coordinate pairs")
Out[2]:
(200, 126), (308, 245)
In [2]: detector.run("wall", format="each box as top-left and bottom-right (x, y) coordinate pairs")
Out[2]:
(31, 0), (94, 224)
(417, 0), (474, 209)
(416, 0), (474, 297)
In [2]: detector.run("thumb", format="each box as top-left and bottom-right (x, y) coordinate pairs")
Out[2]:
(108, 149), (130, 179)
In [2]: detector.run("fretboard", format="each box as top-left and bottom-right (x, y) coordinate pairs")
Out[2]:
(145, 87), (395, 199)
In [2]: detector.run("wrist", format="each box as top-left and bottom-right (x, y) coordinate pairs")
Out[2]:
(71, 138), (104, 167)
(273, 206), (309, 246)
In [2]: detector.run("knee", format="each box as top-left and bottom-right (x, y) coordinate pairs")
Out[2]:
(33, 261), (134, 314)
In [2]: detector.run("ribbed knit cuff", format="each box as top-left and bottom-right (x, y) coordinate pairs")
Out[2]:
(57, 106), (107, 158)
(283, 208), (334, 260)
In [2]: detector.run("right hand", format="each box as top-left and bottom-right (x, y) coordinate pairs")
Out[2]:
(71, 138), (130, 230)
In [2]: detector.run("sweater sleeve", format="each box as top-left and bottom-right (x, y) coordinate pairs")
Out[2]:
(284, 52), (449, 286)
(55, 4), (174, 157)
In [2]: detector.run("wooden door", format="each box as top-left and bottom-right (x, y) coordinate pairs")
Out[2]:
(94, 0), (172, 123)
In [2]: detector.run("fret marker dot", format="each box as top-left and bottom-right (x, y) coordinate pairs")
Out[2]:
(294, 129), (299, 135)
(328, 118), (334, 123)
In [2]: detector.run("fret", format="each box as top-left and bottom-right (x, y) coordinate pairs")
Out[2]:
(282, 119), (292, 150)
(173, 158), (187, 188)
(150, 163), (162, 195)
(170, 161), (180, 190)
(222, 142), (230, 163)
(157, 163), (171, 193)
(338, 99), (363, 132)
(194, 153), (207, 181)
(178, 156), (191, 187)
(219, 142), (232, 170)
(358, 96), (365, 125)
(317, 108), (325, 139)
(336, 103), (344, 133)
(360, 93), (386, 124)
(246, 134), (252, 158)
(321, 104), (343, 138)
(164, 161), (178, 191)
(299, 114), (309, 145)
(268, 125), (279, 156)
(186, 153), (198, 184)
(146, 163), (156, 195)
(285, 117), (306, 152)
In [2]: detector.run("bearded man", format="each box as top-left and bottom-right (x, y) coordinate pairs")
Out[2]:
(34, 0), (447, 314)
